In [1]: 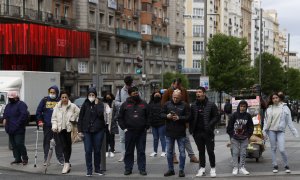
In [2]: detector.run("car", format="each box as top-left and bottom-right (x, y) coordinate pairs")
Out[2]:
(73, 97), (86, 109)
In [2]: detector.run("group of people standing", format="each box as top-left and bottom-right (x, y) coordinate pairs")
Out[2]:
(2, 76), (299, 177)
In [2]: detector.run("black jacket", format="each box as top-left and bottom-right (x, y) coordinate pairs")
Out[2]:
(227, 101), (254, 140)
(148, 102), (165, 127)
(161, 100), (190, 138)
(78, 99), (105, 133)
(118, 97), (149, 131)
(189, 97), (220, 135)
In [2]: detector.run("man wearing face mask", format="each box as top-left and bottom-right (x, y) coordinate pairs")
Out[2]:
(189, 87), (220, 177)
(118, 86), (150, 176)
(36, 85), (64, 166)
(3, 91), (29, 165)
(77, 87), (106, 176)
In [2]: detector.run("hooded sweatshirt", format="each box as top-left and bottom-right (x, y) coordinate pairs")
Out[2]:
(36, 85), (60, 127)
(227, 100), (254, 140)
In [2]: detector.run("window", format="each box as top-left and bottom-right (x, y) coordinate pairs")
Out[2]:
(123, 43), (130, 53)
(78, 61), (88, 73)
(193, 41), (204, 52)
(89, 10), (95, 24)
(157, 65), (162, 74)
(181, 59), (185, 68)
(193, 0), (204, 3)
(122, 20), (126, 28)
(109, 15), (114, 26)
(141, 3), (152, 12)
(193, 25), (204, 36)
(100, 13), (104, 24)
(149, 64), (153, 74)
(79, 85), (89, 97)
(92, 62), (96, 73)
(128, 21), (131, 30)
(55, 4), (60, 19)
(101, 62), (110, 74)
(193, 8), (204, 17)
(116, 63), (121, 74)
(116, 42), (120, 53)
(124, 63), (131, 74)
(65, 59), (70, 71)
(133, 21), (137, 31)
(193, 60), (201, 68)
(128, 0), (132, 9)
(116, 18), (120, 28)
(64, 5), (69, 18)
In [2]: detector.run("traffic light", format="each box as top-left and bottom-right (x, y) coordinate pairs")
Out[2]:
(135, 55), (143, 74)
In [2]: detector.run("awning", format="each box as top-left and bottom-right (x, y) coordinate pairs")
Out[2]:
(0, 24), (90, 58)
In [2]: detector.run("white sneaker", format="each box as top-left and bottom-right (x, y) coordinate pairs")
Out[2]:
(239, 167), (250, 175)
(118, 156), (124, 162)
(196, 167), (206, 177)
(232, 167), (238, 175)
(210, 168), (216, 177)
(109, 152), (115, 158)
(149, 152), (157, 157)
(106, 152), (109, 158)
(161, 152), (166, 157)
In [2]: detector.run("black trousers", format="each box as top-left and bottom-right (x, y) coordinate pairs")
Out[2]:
(124, 130), (147, 172)
(193, 132), (216, 168)
(105, 125), (115, 152)
(43, 126), (64, 162)
(57, 129), (72, 163)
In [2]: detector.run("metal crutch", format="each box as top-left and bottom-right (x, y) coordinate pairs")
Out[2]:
(34, 126), (39, 168)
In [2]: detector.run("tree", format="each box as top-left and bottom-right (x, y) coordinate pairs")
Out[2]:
(254, 52), (285, 95)
(162, 72), (189, 89)
(285, 68), (300, 99)
(207, 34), (254, 93)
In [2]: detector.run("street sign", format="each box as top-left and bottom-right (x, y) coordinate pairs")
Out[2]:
(200, 76), (209, 90)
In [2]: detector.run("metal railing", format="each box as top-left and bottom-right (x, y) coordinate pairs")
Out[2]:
(0, 4), (75, 27)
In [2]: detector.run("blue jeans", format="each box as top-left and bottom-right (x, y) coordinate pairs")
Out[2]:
(267, 130), (288, 167)
(83, 130), (105, 174)
(166, 136), (186, 171)
(152, 125), (166, 153)
(231, 138), (248, 168)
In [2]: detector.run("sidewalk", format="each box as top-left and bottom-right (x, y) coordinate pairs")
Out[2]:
(1, 122), (300, 178)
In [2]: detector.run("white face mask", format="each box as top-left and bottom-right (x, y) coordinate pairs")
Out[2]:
(88, 97), (95, 102)
(49, 94), (56, 99)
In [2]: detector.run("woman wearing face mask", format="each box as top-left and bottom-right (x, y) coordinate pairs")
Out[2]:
(51, 91), (80, 174)
(77, 87), (106, 177)
(148, 90), (166, 157)
(102, 92), (118, 158)
(263, 92), (299, 173)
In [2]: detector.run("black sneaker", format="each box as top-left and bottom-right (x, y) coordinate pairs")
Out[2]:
(179, 170), (185, 177)
(22, 159), (28, 165)
(285, 166), (291, 173)
(124, 170), (132, 175)
(10, 160), (22, 165)
(273, 165), (278, 173)
(164, 170), (175, 177)
(139, 171), (147, 176)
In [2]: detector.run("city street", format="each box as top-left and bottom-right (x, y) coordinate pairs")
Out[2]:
(1, 123), (300, 179)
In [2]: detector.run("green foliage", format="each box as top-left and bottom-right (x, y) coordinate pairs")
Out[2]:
(207, 33), (253, 93)
(285, 68), (300, 99)
(162, 72), (189, 89)
(254, 52), (285, 95)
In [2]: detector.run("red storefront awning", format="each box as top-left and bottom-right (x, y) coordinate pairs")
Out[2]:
(0, 24), (90, 58)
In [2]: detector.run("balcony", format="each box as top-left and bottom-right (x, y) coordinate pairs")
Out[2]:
(193, 50), (204, 54)
(116, 28), (142, 40)
(152, 35), (170, 45)
(99, 24), (115, 34)
(0, 4), (75, 27)
(116, 4), (124, 14)
(132, 10), (139, 19)
(181, 68), (201, 74)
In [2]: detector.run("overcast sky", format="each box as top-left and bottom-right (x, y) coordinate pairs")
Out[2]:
(262, 0), (300, 54)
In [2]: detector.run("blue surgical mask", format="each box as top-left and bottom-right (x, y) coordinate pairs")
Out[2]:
(49, 94), (56, 99)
